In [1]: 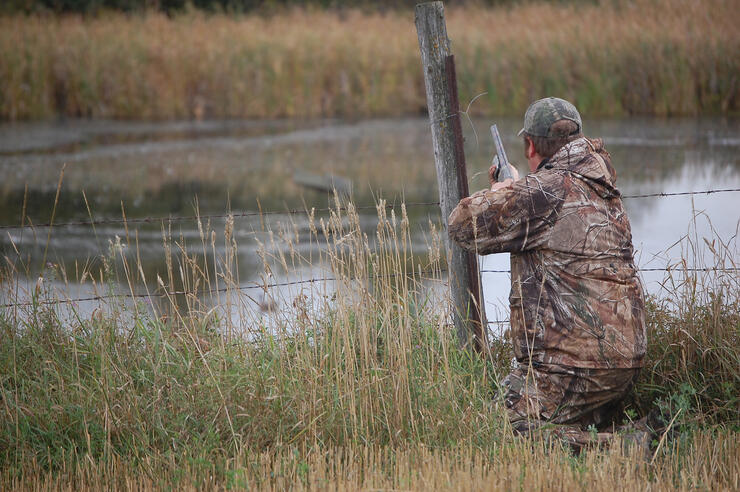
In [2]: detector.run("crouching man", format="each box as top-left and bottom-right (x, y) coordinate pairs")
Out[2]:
(448, 97), (647, 449)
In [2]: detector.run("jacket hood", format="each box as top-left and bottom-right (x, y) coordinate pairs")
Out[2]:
(545, 137), (620, 199)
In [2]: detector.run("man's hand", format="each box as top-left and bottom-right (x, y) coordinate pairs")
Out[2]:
(488, 162), (520, 191)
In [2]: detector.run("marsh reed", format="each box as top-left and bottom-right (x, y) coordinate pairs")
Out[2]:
(1, 0), (738, 121)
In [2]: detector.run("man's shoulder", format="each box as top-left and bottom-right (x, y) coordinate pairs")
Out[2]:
(521, 165), (570, 194)
(547, 137), (606, 163)
(509, 170), (569, 218)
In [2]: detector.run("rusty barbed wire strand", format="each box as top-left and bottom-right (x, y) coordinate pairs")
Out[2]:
(480, 267), (740, 274)
(621, 188), (740, 199)
(3, 265), (736, 310)
(0, 277), (327, 309)
(0, 268), (449, 309)
(0, 188), (738, 231)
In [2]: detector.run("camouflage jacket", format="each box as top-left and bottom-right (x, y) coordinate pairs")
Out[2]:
(449, 137), (646, 369)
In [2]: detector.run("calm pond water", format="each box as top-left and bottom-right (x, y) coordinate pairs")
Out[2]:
(1, 117), (739, 329)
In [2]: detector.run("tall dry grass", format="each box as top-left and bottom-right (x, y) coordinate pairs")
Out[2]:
(632, 214), (740, 428)
(0, 197), (495, 470)
(1, 0), (738, 120)
(1, 196), (738, 489)
(4, 433), (740, 490)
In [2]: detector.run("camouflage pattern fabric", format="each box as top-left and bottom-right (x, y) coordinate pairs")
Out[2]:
(501, 362), (643, 451)
(517, 97), (582, 137)
(502, 362), (639, 430)
(448, 137), (647, 369)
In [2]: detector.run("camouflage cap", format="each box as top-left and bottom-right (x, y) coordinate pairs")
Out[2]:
(517, 97), (582, 137)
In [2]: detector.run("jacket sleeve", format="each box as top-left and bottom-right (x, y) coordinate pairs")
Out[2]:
(448, 172), (564, 254)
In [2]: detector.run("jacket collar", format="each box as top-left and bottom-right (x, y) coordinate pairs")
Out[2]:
(539, 137), (595, 172)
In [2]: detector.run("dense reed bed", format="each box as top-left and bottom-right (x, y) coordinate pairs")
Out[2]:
(2, 0), (738, 121)
(1, 195), (738, 489)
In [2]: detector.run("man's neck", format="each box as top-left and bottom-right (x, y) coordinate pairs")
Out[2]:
(527, 152), (546, 172)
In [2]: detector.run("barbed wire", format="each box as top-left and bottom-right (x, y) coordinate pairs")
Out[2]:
(1, 188), (738, 231)
(1, 187), (738, 310)
(625, 267), (738, 272)
(479, 267), (739, 274)
(3, 265), (736, 310)
(621, 188), (740, 199)
(0, 277), (322, 309)
(0, 268), (448, 309)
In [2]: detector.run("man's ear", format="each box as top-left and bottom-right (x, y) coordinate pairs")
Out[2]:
(524, 137), (535, 159)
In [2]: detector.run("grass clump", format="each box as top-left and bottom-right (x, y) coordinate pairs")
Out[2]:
(1, 0), (738, 120)
(0, 200), (738, 489)
(633, 228), (740, 430)
(0, 199), (503, 479)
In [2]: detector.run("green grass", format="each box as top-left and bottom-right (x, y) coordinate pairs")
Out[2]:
(0, 199), (738, 489)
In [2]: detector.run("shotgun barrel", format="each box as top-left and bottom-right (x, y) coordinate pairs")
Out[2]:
(490, 124), (514, 182)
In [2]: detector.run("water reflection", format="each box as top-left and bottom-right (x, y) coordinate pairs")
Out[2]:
(1, 117), (738, 323)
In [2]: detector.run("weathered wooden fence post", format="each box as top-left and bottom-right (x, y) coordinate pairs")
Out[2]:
(415, 1), (486, 352)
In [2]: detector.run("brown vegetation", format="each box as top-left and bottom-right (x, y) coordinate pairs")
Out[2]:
(5, 434), (740, 490)
(1, 0), (738, 120)
(1, 195), (738, 489)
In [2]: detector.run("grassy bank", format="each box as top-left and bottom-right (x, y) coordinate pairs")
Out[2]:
(1, 0), (738, 121)
(1, 198), (738, 489)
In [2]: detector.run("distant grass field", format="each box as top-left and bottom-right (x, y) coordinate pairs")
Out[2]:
(1, 198), (738, 489)
(1, 0), (738, 120)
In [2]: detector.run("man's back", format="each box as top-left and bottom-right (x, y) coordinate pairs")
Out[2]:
(448, 96), (650, 449)
(449, 137), (646, 369)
